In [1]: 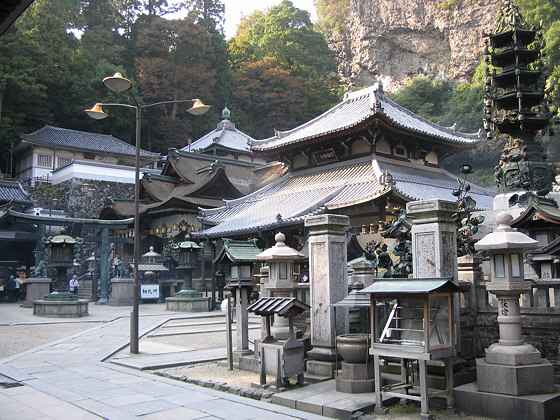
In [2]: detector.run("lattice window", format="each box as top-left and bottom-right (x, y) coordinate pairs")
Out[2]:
(36, 154), (53, 168)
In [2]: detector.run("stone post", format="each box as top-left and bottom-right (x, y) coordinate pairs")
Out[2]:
(407, 199), (458, 279)
(98, 227), (110, 304)
(407, 199), (460, 352)
(304, 214), (349, 379)
(234, 285), (251, 359)
(21, 277), (52, 308)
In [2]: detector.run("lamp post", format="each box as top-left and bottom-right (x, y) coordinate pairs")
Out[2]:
(85, 72), (210, 353)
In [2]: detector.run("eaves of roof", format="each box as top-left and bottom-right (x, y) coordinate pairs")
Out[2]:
(19, 125), (159, 160)
(251, 85), (481, 154)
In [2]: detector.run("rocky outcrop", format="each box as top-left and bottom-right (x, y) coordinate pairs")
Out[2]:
(327, 0), (503, 91)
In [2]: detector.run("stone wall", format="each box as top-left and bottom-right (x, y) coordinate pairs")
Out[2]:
(30, 178), (134, 273)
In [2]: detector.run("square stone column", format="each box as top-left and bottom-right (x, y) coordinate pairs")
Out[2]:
(407, 199), (458, 280)
(304, 214), (349, 379)
(407, 199), (461, 353)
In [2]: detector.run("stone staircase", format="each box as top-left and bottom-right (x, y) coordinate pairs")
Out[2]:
(78, 278), (93, 301)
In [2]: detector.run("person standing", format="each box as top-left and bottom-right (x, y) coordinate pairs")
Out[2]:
(6, 275), (17, 302)
(69, 275), (79, 295)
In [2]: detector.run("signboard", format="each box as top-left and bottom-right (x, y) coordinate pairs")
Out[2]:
(141, 284), (159, 299)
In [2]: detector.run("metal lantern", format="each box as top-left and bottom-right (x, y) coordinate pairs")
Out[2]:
(42, 227), (83, 300)
(174, 235), (202, 297)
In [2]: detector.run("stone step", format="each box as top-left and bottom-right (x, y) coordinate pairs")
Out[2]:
(303, 373), (333, 384)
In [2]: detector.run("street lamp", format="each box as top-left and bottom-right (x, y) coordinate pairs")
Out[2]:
(85, 72), (210, 354)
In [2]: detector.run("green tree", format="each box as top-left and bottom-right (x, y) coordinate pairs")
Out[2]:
(228, 0), (341, 136)
(388, 76), (454, 125)
(315, 0), (350, 35)
(134, 17), (216, 151)
(231, 57), (309, 139)
(248, 0), (337, 80)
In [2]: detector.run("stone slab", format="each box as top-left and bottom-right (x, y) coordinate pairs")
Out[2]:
(165, 297), (211, 312)
(32, 299), (89, 318)
(111, 347), (227, 370)
(454, 382), (560, 420)
(476, 358), (556, 396)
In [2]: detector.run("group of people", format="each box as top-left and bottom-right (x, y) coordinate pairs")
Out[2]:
(0, 275), (23, 302)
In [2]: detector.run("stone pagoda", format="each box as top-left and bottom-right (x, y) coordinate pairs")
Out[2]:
(483, 0), (556, 203)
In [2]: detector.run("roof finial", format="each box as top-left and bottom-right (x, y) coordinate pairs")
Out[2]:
(222, 104), (231, 120)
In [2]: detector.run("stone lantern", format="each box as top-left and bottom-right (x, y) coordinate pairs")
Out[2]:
(256, 232), (304, 339)
(43, 227), (83, 301)
(174, 235), (202, 298)
(474, 212), (555, 395)
(213, 239), (261, 360)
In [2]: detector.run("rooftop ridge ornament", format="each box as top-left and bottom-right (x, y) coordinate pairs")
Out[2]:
(483, 1), (556, 197)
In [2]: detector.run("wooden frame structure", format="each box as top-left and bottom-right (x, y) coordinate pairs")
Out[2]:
(361, 278), (459, 418)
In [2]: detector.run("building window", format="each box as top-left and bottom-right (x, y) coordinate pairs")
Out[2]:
(37, 154), (53, 168)
(56, 157), (72, 168)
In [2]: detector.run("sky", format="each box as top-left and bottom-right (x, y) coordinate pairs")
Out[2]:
(220, 0), (317, 39)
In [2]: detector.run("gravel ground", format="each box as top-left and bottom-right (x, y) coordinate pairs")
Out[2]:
(164, 361), (488, 420)
(0, 322), (101, 357)
(146, 326), (261, 350)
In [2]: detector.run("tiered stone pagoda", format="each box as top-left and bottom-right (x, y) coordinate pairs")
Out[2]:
(483, 0), (556, 201)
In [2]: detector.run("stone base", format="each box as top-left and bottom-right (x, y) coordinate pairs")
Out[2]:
(21, 277), (52, 308)
(165, 296), (210, 312)
(336, 361), (375, 393)
(485, 343), (542, 366)
(233, 349), (253, 364)
(305, 359), (338, 381)
(476, 358), (556, 396)
(239, 353), (260, 373)
(33, 299), (89, 318)
(455, 382), (560, 420)
(109, 277), (134, 306)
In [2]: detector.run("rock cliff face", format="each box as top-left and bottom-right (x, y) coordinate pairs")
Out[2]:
(328, 0), (503, 91)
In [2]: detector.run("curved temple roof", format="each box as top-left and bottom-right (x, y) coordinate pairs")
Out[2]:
(251, 85), (482, 153)
(198, 156), (495, 238)
(184, 119), (255, 154)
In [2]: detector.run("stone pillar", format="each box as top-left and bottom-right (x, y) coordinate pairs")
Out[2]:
(457, 255), (484, 313)
(21, 277), (52, 308)
(98, 227), (110, 304)
(35, 224), (46, 266)
(407, 199), (460, 352)
(304, 214), (349, 379)
(234, 286), (252, 360)
(109, 277), (134, 306)
(407, 199), (458, 280)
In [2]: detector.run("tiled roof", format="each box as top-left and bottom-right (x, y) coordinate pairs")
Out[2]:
(251, 85), (482, 152)
(21, 125), (159, 159)
(213, 239), (261, 263)
(183, 120), (254, 154)
(0, 180), (33, 205)
(198, 156), (495, 238)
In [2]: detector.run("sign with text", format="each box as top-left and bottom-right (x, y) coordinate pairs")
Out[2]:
(141, 284), (159, 299)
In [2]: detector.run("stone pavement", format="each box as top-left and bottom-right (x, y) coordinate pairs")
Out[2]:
(0, 302), (327, 419)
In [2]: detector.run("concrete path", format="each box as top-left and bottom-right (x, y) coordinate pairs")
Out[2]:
(0, 302), (327, 419)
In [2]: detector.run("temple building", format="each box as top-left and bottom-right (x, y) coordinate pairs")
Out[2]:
(100, 107), (286, 257)
(198, 84), (495, 252)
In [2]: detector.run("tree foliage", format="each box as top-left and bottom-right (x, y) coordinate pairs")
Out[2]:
(228, 0), (342, 138)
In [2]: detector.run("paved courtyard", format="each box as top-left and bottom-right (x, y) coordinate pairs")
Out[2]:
(0, 301), (326, 419)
